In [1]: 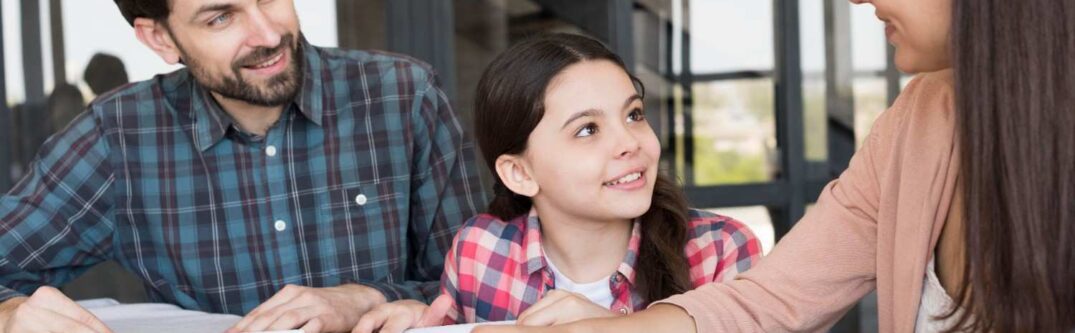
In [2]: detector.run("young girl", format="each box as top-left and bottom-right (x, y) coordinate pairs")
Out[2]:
(351, 33), (762, 333)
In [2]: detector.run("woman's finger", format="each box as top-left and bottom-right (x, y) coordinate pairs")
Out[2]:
(516, 290), (573, 324)
(517, 296), (576, 326)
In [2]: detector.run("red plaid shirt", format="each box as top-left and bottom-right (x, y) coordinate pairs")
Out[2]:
(440, 209), (763, 323)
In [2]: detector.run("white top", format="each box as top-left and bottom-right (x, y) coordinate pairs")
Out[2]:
(545, 256), (616, 309)
(914, 257), (969, 332)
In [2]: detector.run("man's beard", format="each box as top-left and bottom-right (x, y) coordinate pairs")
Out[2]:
(178, 33), (304, 107)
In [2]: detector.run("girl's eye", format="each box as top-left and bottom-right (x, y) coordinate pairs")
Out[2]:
(575, 123), (598, 137)
(627, 108), (646, 123)
(209, 13), (233, 27)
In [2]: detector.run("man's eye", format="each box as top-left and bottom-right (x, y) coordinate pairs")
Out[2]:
(209, 13), (232, 26)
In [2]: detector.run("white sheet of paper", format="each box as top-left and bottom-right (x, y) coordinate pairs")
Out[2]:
(79, 298), (510, 333)
(404, 321), (515, 333)
(80, 299), (244, 333)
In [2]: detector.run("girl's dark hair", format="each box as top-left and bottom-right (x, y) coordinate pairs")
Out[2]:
(949, 0), (1075, 331)
(474, 33), (691, 303)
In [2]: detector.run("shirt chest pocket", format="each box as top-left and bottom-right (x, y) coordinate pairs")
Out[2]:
(317, 181), (410, 279)
(320, 181), (408, 244)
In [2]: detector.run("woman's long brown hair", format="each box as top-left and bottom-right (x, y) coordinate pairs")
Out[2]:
(473, 33), (691, 303)
(949, 0), (1075, 331)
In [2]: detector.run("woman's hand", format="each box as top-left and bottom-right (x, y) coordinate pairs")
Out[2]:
(516, 290), (618, 326)
(351, 294), (453, 333)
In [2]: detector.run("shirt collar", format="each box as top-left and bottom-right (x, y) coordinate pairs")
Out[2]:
(190, 37), (325, 151)
(521, 209), (643, 286)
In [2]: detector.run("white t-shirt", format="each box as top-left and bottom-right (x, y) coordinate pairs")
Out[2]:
(545, 257), (616, 309)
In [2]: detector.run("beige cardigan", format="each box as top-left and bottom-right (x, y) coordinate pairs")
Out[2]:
(660, 69), (958, 332)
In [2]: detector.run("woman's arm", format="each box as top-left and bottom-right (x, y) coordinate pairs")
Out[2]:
(472, 303), (696, 333)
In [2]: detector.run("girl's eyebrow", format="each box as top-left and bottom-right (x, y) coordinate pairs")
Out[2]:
(622, 94), (643, 109)
(560, 94), (643, 130)
(561, 109), (604, 130)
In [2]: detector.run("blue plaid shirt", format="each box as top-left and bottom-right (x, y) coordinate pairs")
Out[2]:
(0, 40), (485, 315)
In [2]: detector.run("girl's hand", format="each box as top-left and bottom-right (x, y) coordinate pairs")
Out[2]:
(516, 290), (619, 326)
(351, 294), (453, 333)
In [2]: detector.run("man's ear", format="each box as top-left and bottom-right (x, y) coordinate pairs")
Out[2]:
(494, 154), (539, 197)
(133, 17), (182, 65)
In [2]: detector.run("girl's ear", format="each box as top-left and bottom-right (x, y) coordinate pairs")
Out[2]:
(494, 154), (539, 197)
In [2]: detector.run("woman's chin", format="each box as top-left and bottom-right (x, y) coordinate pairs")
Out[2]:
(894, 51), (952, 74)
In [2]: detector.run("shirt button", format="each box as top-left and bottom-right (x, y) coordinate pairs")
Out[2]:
(274, 220), (287, 231)
(265, 145), (277, 157)
(354, 194), (368, 206)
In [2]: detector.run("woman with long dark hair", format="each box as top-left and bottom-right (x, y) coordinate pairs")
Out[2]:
(474, 0), (1075, 332)
(351, 33), (762, 333)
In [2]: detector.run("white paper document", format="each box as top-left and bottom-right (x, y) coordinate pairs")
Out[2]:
(79, 298), (508, 333)
(80, 298), (245, 333)
(404, 321), (515, 333)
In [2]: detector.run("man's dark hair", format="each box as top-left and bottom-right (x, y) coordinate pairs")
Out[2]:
(114, 0), (170, 26)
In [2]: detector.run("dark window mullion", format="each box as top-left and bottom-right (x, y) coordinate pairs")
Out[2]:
(885, 43), (901, 106)
(0, 1), (8, 193)
(772, 0), (806, 239)
(681, 16), (696, 186)
(825, 0), (856, 177)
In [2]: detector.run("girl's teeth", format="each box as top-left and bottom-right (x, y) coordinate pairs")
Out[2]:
(605, 172), (641, 186)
